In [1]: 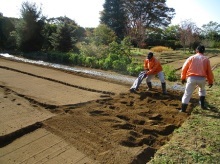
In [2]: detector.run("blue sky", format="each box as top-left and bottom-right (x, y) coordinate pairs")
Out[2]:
(0, 0), (220, 28)
(166, 0), (220, 27)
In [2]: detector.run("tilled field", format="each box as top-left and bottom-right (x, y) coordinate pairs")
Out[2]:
(0, 57), (198, 164)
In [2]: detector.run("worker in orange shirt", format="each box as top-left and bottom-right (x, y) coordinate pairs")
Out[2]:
(180, 45), (214, 112)
(130, 52), (167, 94)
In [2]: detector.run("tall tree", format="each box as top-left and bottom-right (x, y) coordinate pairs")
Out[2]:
(49, 17), (78, 52)
(124, 0), (175, 48)
(93, 24), (116, 46)
(201, 21), (220, 39)
(100, 0), (127, 40)
(201, 21), (220, 48)
(163, 25), (182, 49)
(145, 28), (164, 47)
(49, 23), (73, 52)
(0, 16), (18, 50)
(16, 1), (45, 52)
(41, 23), (57, 51)
(179, 20), (200, 51)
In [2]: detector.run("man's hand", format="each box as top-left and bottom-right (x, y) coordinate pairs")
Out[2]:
(208, 84), (213, 88)
(182, 79), (186, 84)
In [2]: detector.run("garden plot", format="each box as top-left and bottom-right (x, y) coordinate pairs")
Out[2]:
(0, 57), (195, 163)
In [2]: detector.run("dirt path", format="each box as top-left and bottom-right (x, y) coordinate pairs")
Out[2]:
(0, 57), (197, 164)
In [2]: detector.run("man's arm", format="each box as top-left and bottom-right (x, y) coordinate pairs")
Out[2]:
(206, 59), (214, 85)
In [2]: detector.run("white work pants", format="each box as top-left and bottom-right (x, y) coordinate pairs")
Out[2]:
(146, 71), (165, 83)
(182, 76), (206, 104)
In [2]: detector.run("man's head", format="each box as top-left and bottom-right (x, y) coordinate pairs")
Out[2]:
(147, 52), (153, 59)
(196, 45), (205, 53)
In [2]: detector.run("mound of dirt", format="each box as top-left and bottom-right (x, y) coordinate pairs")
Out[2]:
(43, 87), (197, 163)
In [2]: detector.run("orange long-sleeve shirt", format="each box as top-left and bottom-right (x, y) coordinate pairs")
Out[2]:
(144, 57), (163, 75)
(181, 53), (214, 84)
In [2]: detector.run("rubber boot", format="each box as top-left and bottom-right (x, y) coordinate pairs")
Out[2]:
(161, 82), (167, 94)
(180, 104), (188, 113)
(129, 88), (136, 93)
(147, 82), (152, 91)
(199, 96), (205, 109)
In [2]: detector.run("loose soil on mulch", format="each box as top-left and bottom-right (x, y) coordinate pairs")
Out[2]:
(0, 57), (198, 164)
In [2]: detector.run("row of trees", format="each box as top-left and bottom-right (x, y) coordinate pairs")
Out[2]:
(101, 0), (175, 47)
(0, 2), (86, 52)
(100, 0), (220, 49)
(0, 0), (219, 78)
(1, 0), (220, 54)
(0, 0), (173, 52)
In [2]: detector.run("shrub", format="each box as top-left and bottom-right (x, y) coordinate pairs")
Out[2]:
(127, 63), (143, 76)
(103, 57), (113, 70)
(62, 53), (72, 64)
(68, 53), (79, 65)
(98, 59), (106, 69)
(77, 55), (86, 66)
(163, 65), (178, 81)
(112, 60), (127, 72)
(150, 46), (173, 52)
(47, 51), (66, 63)
(84, 56), (97, 68)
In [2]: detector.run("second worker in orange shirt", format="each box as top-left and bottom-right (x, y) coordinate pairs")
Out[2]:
(130, 52), (167, 94)
(180, 45), (214, 112)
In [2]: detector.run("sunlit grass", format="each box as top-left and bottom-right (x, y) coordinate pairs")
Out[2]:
(150, 46), (173, 52)
(130, 48), (149, 56)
